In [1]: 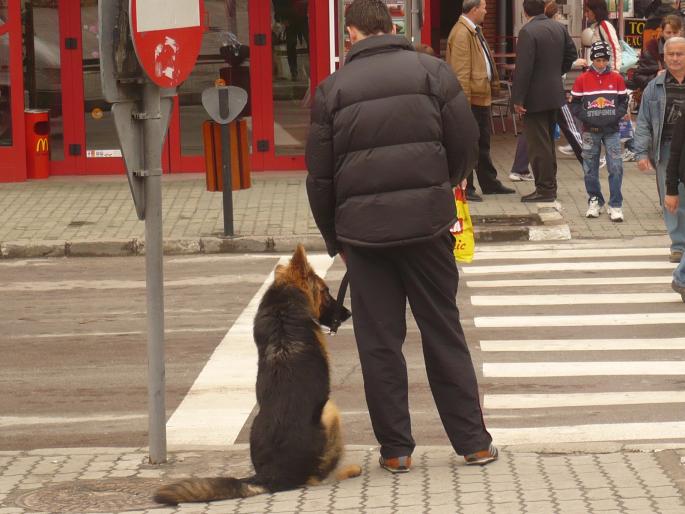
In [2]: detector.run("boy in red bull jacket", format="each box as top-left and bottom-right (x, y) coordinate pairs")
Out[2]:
(571, 41), (629, 222)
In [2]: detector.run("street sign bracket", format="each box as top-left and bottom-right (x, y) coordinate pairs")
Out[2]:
(132, 111), (161, 120)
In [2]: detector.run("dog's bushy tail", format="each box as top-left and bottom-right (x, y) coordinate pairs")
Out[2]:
(153, 476), (267, 505)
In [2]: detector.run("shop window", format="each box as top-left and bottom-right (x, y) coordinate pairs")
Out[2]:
(22, 0), (63, 160)
(178, 0), (251, 156)
(0, 33), (11, 146)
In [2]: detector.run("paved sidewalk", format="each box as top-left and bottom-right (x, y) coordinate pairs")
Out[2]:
(1, 446), (684, 513)
(0, 134), (668, 258)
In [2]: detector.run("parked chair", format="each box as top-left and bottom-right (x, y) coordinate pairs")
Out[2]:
(490, 80), (519, 135)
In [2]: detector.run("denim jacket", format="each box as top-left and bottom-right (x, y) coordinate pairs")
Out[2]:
(633, 73), (667, 165)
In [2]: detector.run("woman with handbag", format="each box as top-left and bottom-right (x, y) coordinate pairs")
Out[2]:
(579, 0), (622, 73)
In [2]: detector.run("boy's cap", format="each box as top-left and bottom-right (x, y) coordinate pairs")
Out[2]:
(590, 41), (611, 61)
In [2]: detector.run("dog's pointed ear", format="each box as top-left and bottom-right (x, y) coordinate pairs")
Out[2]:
(289, 244), (310, 277)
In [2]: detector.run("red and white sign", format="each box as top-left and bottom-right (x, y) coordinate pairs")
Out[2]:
(130, 0), (205, 88)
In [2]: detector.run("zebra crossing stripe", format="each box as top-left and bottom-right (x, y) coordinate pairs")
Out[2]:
(473, 247), (667, 260)
(488, 422), (685, 445)
(461, 261), (674, 275)
(475, 312), (685, 328)
(479, 338), (685, 352)
(466, 276), (672, 288)
(484, 391), (685, 409)
(471, 293), (681, 306)
(166, 255), (335, 446)
(483, 361), (685, 377)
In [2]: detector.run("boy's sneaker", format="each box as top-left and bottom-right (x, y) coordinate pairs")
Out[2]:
(379, 455), (412, 474)
(622, 149), (637, 162)
(465, 443), (499, 466)
(586, 197), (602, 218)
(607, 206), (624, 222)
(509, 171), (534, 182)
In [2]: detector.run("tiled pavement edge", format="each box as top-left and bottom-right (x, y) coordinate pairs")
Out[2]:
(0, 446), (684, 513)
(0, 134), (670, 259)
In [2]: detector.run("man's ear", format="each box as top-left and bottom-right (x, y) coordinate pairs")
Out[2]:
(347, 25), (362, 44)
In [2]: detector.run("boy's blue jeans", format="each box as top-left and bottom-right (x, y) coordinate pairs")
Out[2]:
(581, 131), (624, 207)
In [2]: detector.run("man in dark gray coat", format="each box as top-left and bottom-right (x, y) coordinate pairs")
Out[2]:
(306, 0), (497, 474)
(512, 0), (578, 201)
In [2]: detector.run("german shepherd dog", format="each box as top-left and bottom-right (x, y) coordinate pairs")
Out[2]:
(154, 245), (360, 505)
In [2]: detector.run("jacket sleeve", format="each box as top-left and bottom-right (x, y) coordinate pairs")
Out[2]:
(666, 114), (685, 195)
(305, 85), (339, 257)
(447, 28), (472, 103)
(632, 84), (655, 161)
(570, 75), (588, 125)
(615, 75), (629, 121)
(511, 28), (533, 106)
(562, 27), (578, 75)
(601, 21), (622, 73)
(438, 61), (478, 186)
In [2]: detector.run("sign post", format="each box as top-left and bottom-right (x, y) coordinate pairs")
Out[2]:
(201, 85), (248, 235)
(99, 0), (204, 464)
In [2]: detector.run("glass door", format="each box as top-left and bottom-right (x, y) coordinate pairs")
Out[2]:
(0, 0), (24, 182)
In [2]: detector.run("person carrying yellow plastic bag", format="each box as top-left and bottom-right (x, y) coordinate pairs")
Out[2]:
(450, 186), (475, 263)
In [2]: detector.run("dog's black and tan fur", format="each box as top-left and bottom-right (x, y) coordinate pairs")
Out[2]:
(154, 245), (359, 505)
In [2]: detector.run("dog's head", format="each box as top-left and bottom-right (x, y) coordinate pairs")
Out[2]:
(274, 244), (351, 330)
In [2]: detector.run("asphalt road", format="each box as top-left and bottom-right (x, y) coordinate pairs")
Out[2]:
(2, 242), (684, 452)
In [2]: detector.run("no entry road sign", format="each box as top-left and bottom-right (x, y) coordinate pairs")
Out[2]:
(130, 0), (205, 88)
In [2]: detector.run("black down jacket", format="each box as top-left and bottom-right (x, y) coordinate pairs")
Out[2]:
(305, 35), (478, 257)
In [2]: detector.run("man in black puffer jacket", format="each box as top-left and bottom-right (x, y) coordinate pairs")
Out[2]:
(306, 0), (497, 474)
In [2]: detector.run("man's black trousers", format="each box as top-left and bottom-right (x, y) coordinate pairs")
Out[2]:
(524, 109), (559, 197)
(467, 104), (501, 192)
(342, 233), (492, 459)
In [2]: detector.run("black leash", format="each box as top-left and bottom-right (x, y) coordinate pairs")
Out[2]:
(328, 271), (349, 335)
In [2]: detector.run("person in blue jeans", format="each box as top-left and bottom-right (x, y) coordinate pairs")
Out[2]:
(634, 36), (685, 265)
(571, 41), (628, 221)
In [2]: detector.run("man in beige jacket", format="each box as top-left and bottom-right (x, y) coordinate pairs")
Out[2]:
(446, 0), (514, 201)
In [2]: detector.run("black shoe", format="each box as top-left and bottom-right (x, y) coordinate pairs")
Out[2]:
(465, 190), (483, 202)
(482, 184), (516, 194)
(521, 192), (556, 203)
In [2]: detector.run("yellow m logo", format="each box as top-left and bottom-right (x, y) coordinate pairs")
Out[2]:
(35, 137), (49, 153)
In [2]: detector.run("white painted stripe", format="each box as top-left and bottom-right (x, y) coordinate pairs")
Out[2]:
(6, 328), (228, 340)
(483, 361), (685, 377)
(484, 391), (685, 409)
(480, 338), (685, 352)
(462, 261), (673, 275)
(0, 414), (145, 427)
(489, 422), (685, 445)
(166, 255), (335, 446)
(1, 274), (267, 292)
(473, 247), (666, 260)
(471, 293), (681, 306)
(475, 312), (685, 328)
(466, 276), (672, 288)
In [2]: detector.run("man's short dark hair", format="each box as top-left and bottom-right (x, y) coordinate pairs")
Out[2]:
(345, 0), (393, 35)
(523, 0), (546, 16)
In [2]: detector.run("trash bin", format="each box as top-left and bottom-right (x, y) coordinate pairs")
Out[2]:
(25, 109), (50, 179)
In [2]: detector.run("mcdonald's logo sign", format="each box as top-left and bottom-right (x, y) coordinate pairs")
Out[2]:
(35, 137), (49, 153)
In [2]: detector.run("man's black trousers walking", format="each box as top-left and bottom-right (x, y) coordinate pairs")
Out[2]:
(343, 233), (492, 459)
(524, 109), (559, 197)
(467, 105), (502, 193)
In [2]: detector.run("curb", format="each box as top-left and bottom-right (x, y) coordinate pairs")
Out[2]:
(0, 206), (570, 259)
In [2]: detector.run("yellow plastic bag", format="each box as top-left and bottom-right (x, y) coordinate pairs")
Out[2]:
(450, 187), (475, 263)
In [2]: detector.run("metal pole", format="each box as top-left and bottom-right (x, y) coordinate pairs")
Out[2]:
(219, 88), (234, 236)
(410, 0), (421, 44)
(497, 0), (507, 54)
(143, 81), (166, 464)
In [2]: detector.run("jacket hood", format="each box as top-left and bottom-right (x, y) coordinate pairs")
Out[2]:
(345, 34), (413, 64)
